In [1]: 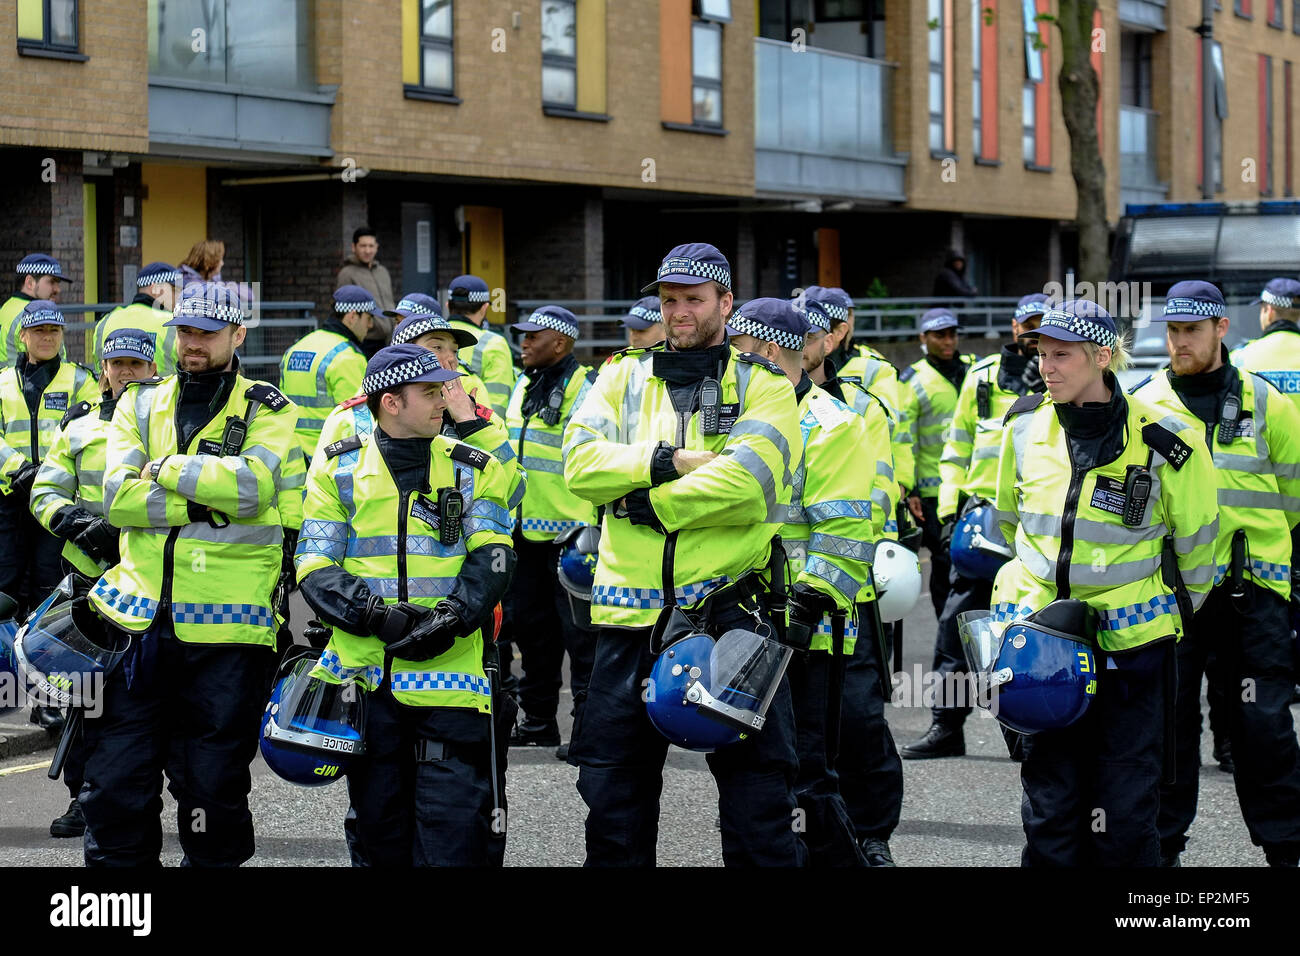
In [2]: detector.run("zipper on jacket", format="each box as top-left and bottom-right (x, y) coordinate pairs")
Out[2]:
(661, 383), (698, 611)
(516, 414), (530, 526)
(397, 490), (412, 603)
(1056, 442), (1085, 601)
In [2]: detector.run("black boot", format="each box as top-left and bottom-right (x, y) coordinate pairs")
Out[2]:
(508, 716), (560, 747)
(900, 721), (965, 759)
(862, 838), (896, 867)
(50, 799), (85, 838)
(1158, 851), (1181, 867)
(1212, 734), (1234, 774)
(29, 706), (66, 734)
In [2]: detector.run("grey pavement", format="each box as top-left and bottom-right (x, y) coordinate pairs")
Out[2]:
(0, 567), (1292, 866)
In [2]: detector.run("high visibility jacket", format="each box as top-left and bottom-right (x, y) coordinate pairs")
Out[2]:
(90, 372), (298, 646)
(839, 345), (914, 493)
(0, 358), (98, 495)
(506, 361), (599, 541)
(900, 354), (975, 498)
(450, 317), (517, 418)
(1231, 323), (1300, 414)
(781, 383), (884, 654)
(1132, 367), (1300, 602)
(827, 375), (898, 537)
(31, 393), (115, 577)
(991, 390), (1219, 653)
(95, 300), (178, 377)
(563, 344), (799, 630)
(0, 295), (31, 367)
(295, 433), (515, 710)
(278, 326), (367, 461)
(938, 353), (1033, 519)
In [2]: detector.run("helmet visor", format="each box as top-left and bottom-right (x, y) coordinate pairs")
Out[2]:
(687, 628), (793, 734)
(269, 658), (366, 756)
(15, 592), (127, 707)
(957, 610), (1003, 675)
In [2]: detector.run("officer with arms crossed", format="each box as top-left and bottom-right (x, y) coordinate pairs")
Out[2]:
(563, 243), (806, 867)
(1131, 280), (1300, 867)
(81, 282), (298, 866)
(991, 299), (1218, 866)
(94, 262), (180, 378)
(296, 344), (518, 866)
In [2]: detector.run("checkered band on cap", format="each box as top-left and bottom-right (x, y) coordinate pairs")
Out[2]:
(20, 308), (63, 328)
(392, 316), (454, 346)
(362, 350), (443, 394)
(174, 293), (245, 325)
(136, 269), (180, 287)
(656, 257), (732, 290)
(801, 302), (832, 333)
(335, 298), (376, 314)
(1014, 300), (1050, 319)
(629, 305), (662, 323)
(395, 297), (439, 316)
(16, 259), (62, 276)
(1040, 309), (1117, 348)
(816, 299), (848, 321)
(1163, 297), (1225, 318)
(728, 314), (806, 351)
(1262, 289), (1295, 309)
(103, 333), (156, 361)
(525, 310), (580, 339)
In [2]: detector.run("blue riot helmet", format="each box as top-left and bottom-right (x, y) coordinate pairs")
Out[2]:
(962, 600), (1099, 735)
(260, 651), (366, 787)
(0, 591), (18, 716)
(12, 574), (128, 709)
(950, 503), (1013, 580)
(647, 632), (743, 752)
(555, 524), (600, 630)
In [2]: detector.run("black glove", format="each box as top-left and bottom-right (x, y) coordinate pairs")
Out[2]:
(938, 516), (956, 550)
(73, 517), (121, 565)
(618, 488), (666, 533)
(384, 603), (464, 661)
(278, 529), (299, 595)
(650, 441), (679, 486)
(784, 584), (837, 653)
(8, 462), (38, 499)
(303, 619), (333, 649)
(364, 595), (429, 645)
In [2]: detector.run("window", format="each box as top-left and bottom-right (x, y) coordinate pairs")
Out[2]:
(1201, 40), (1226, 190)
(972, 0), (982, 157)
(692, 20), (723, 126)
(928, 0), (952, 154)
(1022, 0), (1049, 168)
(1120, 32), (1152, 108)
(696, 0), (732, 21)
(17, 0), (81, 55)
(1286, 61), (1294, 195)
(1268, 0), (1284, 26)
(1294, 0), (1300, 33)
(1235, 0), (1252, 16)
(1261, 54), (1274, 195)
(420, 0), (454, 94)
(1022, 81), (1037, 164)
(541, 0), (577, 107)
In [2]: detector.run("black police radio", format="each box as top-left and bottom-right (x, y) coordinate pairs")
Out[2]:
(699, 378), (721, 435)
(976, 380), (991, 420)
(540, 385), (566, 426)
(1217, 392), (1242, 444)
(1121, 464), (1151, 527)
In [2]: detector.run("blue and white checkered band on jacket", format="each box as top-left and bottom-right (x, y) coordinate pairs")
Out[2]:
(103, 334), (156, 361)
(20, 309), (62, 327)
(1040, 309), (1118, 348)
(16, 260), (60, 276)
(526, 310), (579, 339)
(1262, 289), (1295, 309)
(396, 297), (438, 316)
(335, 298), (376, 314)
(629, 305), (662, 323)
(391, 316), (453, 345)
(1014, 300), (1050, 319)
(729, 314), (806, 350)
(136, 270), (180, 287)
(1163, 297), (1224, 319)
(656, 257), (732, 289)
(362, 351), (444, 394)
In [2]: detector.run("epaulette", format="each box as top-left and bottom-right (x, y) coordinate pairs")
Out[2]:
(1127, 374), (1154, 396)
(244, 382), (290, 412)
(122, 376), (163, 390)
(340, 394), (367, 410)
(585, 367), (599, 384)
(899, 365), (917, 383)
(1141, 422), (1193, 471)
(861, 387), (895, 422)
(972, 354), (999, 372)
(324, 435), (363, 460)
(1003, 392), (1046, 424)
(735, 351), (784, 376)
(448, 442), (493, 470)
(607, 345), (651, 362)
(60, 400), (95, 429)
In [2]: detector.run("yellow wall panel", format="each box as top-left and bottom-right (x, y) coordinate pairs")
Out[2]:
(17, 0), (43, 40)
(576, 0), (607, 114)
(402, 0), (419, 86)
(462, 206), (506, 315)
(141, 164), (208, 268)
(82, 183), (98, 306)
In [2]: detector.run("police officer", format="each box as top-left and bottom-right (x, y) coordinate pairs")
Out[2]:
(801, 287), (905, 865)
(563, 243), (806, 867)
(279, 284), (375, 461)
(622, 296), (664, 350)
(30, 327), (158, 839)
(296, 344), (518, 866)
(503, 306), (598, 754)
(1232, 277), (1300, 412)
(1131, 280), (1300, 867)
(901, 294), (1048, 760)
(94, 262), (180, 378)
(992, 299), (1219, 866)
(446, 275), (518, 418)
(902, 308), (975, 617)
(728, 297), (883, 866)
(81, 282), (298, 866)
(0, 254), (71, 366)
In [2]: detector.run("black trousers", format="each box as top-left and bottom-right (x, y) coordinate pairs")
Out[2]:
(568, 603), (806, 867)
(80, 634), (274, 866)
(1019, 643), (1168, 867)
(838, 611), (904, 842)
(0, 496), (65, 618)
(1158, 581), (1300, 862)
(345, 691), (506, 868)
(503, 533), (596, 724)
(919, 497), (952, 617)
(930, 567), (995, 727)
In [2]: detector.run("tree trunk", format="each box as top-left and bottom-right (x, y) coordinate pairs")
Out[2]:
(1055, 0), (1109, 287)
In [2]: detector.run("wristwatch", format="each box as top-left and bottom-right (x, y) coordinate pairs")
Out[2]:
(149, 456), (169, 481)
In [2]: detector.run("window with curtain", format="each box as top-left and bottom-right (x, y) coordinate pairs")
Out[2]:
(541, 0), (577, 107)
(692, 19), (723, 126)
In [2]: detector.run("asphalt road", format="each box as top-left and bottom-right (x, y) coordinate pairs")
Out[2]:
(0, 570), (1292, 867)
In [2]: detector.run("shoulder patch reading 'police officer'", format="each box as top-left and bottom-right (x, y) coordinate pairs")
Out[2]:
(244, 383), (289, 411)
(449, 442), (492, 471)
(1003, 392), (1046, 424)
(1141, 422), (1193, 470)
(735, 352), (784, 376)
(60, 400), (94, 429)
(324, 435), (364, 460)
